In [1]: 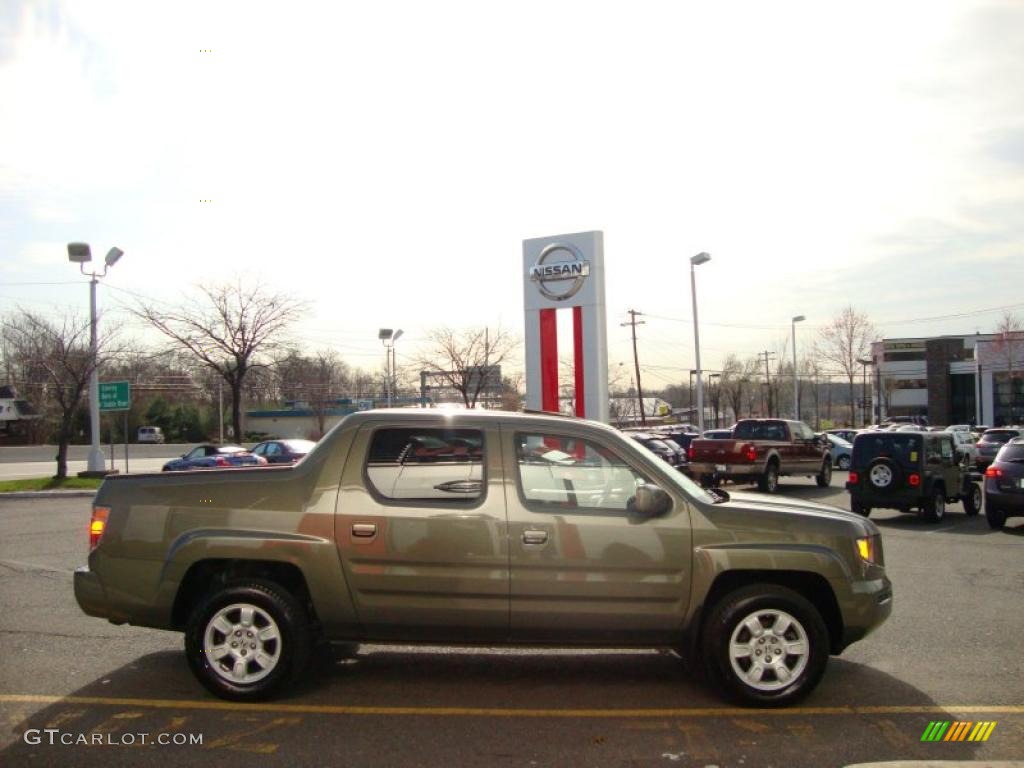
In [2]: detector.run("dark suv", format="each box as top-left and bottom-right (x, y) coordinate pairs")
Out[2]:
(846, 431), (981, 522)
(984, 437), (1024, 529)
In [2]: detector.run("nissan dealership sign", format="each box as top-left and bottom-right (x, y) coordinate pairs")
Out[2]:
(529, 243), (591, 302)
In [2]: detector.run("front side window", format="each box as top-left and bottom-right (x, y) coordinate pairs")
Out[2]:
(366, 427), (484, 503)
(516, 432), (650, 513)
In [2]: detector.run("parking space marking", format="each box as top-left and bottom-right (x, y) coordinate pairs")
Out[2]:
(3, 695), (1023, 719)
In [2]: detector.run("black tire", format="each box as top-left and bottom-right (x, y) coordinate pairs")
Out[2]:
(923, 488), (946, 522)
(866, 458), (900, 493)
(816, 461), (832, 488)
(962, 483), (981, 516)
(837, 455), (851, 471)
(701, 584), (829, 707)
(185, 579), (312, 701)
(985, 501), (1006, 530)
(850, 500), (871, 517)
(758, 462), (780, 494)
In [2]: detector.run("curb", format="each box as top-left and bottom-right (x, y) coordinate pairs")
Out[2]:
(0, 491), (97, 500)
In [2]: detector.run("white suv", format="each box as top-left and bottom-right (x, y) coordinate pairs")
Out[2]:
(137, 426), (165, 444)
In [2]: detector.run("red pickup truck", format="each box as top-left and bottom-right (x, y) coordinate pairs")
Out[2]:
(688, 419), (832, 493)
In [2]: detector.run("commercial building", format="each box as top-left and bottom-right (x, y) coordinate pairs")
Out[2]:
(871, 333), (1024, 427)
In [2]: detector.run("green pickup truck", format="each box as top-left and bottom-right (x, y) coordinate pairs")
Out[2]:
(75, 410), (891, 706)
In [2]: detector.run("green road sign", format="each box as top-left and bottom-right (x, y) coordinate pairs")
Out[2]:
(99, 381), (131, 412)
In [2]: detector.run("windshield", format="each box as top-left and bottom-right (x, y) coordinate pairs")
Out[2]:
(626, 435), (717, 503)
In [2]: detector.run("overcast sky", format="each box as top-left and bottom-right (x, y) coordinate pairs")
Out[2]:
(2, 0), (1023, 391)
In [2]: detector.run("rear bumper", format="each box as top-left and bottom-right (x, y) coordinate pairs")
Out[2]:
(74, 566), (126, 623)
(688, 462), (762, 477)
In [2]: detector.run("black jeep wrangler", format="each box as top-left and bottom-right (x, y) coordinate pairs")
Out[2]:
(846, 431), (982, 522)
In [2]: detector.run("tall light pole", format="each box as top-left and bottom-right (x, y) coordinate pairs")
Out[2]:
(858, 358), (873, 427)
(690, 252), (711, 433)
(379, 328), (402, 407)
(68, 242), (123, 475)
(791, 315), (805, 419)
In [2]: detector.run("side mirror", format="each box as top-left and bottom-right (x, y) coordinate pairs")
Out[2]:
(628, 484), (672, 518)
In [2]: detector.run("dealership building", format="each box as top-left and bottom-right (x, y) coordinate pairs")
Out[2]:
(872, 333), (1023, 427)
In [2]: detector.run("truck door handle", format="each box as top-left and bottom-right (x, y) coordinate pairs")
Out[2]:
(351, 523), (377, 538)
(522, 529), (548, 545)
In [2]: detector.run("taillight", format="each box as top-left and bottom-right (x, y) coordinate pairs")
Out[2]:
(688, 446), (696, 461)
(743, 443), (757, 462)
(985, 467), (1003, 478)
(89, 506), (110, 550)
(908, 473), (921, 487)
(848, 471), (859, 484)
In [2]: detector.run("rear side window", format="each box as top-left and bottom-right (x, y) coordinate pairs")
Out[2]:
(853, 434), (923, 468)
(981, 430), (1019, 443)
(365, 428), (484, 503)
(997, 444), (1024, 462)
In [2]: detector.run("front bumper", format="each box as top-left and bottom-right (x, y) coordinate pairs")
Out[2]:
(838, 575), (893, 651)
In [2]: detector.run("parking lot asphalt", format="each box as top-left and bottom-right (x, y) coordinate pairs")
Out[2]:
(1, 480), (1021, 767)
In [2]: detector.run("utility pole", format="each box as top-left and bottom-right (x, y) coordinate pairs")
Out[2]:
(621, 310), (647, 426)
(759, 351), (777, 417)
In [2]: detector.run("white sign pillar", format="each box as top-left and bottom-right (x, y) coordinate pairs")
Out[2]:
(523, 231), (609, 423)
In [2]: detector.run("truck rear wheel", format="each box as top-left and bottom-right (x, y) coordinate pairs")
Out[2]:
(757, 462), (780, 493)
(185, 579), (312, 701)
(701, 584), (829, 706)
(816, 461), (832, 488)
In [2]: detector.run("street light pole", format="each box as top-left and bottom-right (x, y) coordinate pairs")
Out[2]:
(379, 328), (402, 408)
(68, 243), (123, 475)
(690, 252), (711, 433)
(792, 315), (805, 419)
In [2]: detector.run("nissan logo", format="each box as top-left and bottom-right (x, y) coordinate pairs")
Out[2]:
(529, 243), (591, 302)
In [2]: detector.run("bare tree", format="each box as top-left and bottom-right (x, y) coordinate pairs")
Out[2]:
(134, 281), (304, 441)
(415, 326), (519, 409)
(816, 306), (878, 427)
(721, 355), (760, 422)
(275, 349), (350, 437)
(1, 311), (113, 478)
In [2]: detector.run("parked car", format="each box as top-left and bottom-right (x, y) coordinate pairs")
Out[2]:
(77, 409), (892, 706)
(983, 437), (1024, 529)
(251, 439), (317, 465)
(823, 434), (853, 470)
(137, 426), (165, 444)
(975, 428), (1024, 472)
(162, 444), (268, 471)
(845, 431), (981, 521)
(626, 432), (682, 468)
(945, 429), (978, 464)
(825, 429), (859, 444)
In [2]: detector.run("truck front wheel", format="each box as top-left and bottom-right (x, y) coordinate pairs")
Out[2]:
(185, 579), (312, 701)
(701, 584), (829, 706)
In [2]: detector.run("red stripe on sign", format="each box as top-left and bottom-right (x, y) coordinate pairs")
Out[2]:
(573, 306), (586, 418)
(540, 308), (559, 413)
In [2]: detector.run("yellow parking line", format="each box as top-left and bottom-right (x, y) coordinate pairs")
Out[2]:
(2, 695), (1023, 719)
